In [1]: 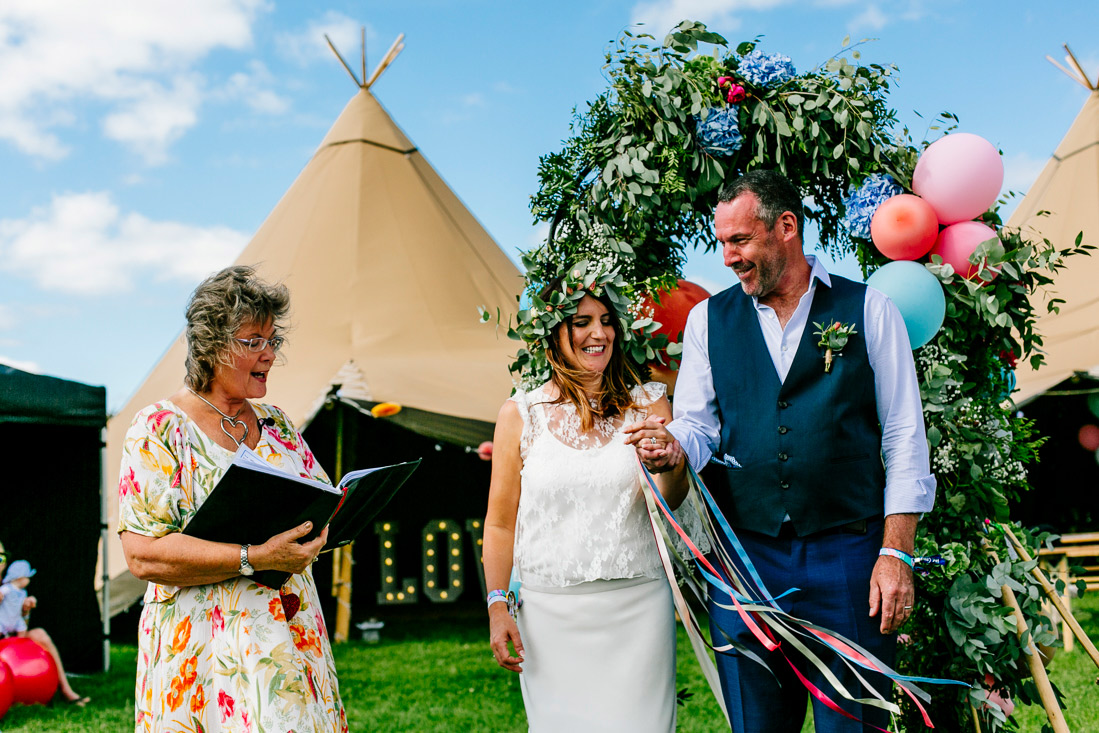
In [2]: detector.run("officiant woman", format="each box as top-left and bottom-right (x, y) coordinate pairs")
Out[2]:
(117, 266), (348, 732)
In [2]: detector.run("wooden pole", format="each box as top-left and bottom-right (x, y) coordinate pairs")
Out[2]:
(325, 34), (363, 87)
(970, 700), (983, 733)
(987, 547), (1070, 732)
(1064, 44), (1097, 91)
(1003, 526), (1099, 669)
(361, 27), (367, 90)
(365, 34), (404, 88)
(332, 402), (354, 643)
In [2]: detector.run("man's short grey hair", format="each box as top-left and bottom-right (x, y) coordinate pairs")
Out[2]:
(184, 266), (290, 392)
(717, 169), (804, 239)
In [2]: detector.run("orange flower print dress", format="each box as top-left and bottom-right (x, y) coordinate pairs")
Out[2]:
(118, 401), (349, 733)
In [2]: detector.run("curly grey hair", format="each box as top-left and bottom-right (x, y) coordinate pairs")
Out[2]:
(184, 266), (290, 392)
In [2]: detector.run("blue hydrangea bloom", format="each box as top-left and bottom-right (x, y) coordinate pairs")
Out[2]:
(737, 50), (797, 88)
(695, 107), (743, 156)
(842, 174), (903, 239)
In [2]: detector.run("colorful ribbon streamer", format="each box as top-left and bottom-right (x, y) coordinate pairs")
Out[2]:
(637, 458), (968, 730)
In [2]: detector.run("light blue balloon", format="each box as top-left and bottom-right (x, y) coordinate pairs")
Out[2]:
(866, 261), (945, 349)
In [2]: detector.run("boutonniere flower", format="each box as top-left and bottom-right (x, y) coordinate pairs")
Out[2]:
(813, 320), (857, 373)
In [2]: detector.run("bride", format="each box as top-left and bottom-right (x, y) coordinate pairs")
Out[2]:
(482, 277), (689, 732)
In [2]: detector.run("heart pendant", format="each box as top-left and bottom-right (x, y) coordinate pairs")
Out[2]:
(280, 591), (301, 621)
(220, 416), (249, 446)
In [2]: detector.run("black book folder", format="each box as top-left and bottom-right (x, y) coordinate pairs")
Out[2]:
(182, 445), (420, 588)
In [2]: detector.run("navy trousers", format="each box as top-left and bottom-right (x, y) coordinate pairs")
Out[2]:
(708, 518), (895, 732)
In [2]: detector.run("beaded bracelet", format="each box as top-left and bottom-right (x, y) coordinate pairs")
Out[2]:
(486, 589), (508, 608)
(879, 547), (915, 568)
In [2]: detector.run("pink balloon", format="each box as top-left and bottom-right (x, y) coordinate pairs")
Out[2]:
(870, 194), (939, 260)
(912, 133), (1004, 224)
(929, 221), (1000, 280)
(1080, 425), (1099, 452)
(0, 638), (58, 706)
(0, 660), (13, 720)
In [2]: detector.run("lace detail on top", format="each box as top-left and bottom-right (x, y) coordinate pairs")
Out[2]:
(509, 382), (666, 588)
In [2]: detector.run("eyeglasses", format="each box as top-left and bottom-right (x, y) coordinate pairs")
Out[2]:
(235, 336), (285, 353)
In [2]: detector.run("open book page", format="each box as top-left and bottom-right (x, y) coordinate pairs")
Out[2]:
(232, 445), (341, 495)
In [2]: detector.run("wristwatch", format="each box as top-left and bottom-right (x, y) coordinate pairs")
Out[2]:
(239, 544), (254, 576)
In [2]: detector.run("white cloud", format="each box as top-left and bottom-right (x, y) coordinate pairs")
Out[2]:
(278, 11), (371, 69)
(219, 61), (290, 115)
(0, 192), (248, 295)
(0, 355), (40, 373)
(102, 75), (202, 164)
(848, 4), (888, 32)
(630, 0), (791, 37)
(461, 92), (486, 108)
(0, 0), (266, 161)
(1002, 151), (1048, 195)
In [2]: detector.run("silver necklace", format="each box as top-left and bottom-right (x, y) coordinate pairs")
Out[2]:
(187, 387), (249, 447)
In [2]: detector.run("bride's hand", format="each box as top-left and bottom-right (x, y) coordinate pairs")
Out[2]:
(624, 417), (682, 473)
(489, 605), (525, 673)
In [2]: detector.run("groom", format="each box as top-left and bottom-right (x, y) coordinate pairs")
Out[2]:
(629, 170), (935, 731)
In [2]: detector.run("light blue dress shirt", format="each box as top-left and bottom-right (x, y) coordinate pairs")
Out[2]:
(667, 256), (936, 516)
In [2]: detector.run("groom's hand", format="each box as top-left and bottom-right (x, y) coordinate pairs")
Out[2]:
(624, 417), (684, 474)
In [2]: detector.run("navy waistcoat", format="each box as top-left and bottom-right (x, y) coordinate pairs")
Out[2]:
(707, 275), (885, 537)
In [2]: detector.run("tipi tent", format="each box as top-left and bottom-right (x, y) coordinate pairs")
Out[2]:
(1010, 58), (1099, 403)
(102, 63), (523, 615)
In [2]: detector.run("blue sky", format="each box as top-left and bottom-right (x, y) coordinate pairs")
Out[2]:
(0, 1), (1096, 410)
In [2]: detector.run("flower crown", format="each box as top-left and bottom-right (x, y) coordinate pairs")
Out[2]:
(482, 258), (668, 390)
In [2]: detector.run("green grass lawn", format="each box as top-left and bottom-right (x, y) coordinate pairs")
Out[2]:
(3, 597), (1098, 732)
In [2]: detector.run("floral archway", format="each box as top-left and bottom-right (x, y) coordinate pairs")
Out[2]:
(498, 21), (1093, 729)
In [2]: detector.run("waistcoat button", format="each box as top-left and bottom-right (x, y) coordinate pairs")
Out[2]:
(777, 400), (789, 409)
(778, 452), (789, 461)
(778, 425), (789, 434)
(780, 480), (790, 490)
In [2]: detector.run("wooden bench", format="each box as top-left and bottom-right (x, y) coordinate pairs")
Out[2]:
(1037, 532), (1099, 652)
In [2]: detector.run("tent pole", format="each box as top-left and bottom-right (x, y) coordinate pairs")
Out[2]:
(333, 401), (354, 643)
(100, 426), (111, 672)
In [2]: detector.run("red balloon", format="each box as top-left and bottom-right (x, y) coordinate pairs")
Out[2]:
(0, 638), (58, 706)
(1079, 425), (1099, 452)
(645, 280), (711, 346)
(0, 660), (13, 720)
(870, 194), (939, 260)
(642, 280), (711, 392)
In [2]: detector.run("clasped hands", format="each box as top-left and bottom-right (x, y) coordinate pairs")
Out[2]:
(623, 416), (685, 473)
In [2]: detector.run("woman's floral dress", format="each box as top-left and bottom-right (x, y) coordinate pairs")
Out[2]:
(118, 400), (349, 733)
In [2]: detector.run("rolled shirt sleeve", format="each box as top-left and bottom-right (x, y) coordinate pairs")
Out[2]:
(865, 286), (937, 515)
(667, 302), (721, 472)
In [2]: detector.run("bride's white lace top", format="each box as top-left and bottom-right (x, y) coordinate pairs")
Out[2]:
(511, 381), (666, 588)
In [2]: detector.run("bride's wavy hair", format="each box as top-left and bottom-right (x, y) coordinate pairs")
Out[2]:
(542, 285), (643, 431)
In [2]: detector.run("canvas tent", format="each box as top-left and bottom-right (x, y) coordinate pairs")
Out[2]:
(0, 365), (107, 671)
(102, 77), (523, 617)
(1010, 72), (1099, 403)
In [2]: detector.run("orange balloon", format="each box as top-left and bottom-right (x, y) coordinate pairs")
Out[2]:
(870, 194), (939, 261)
(1079, 425), (1099, 452)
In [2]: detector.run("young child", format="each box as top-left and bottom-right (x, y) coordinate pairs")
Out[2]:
(0, 557), (89, 706)
(0, 559), (35, 637)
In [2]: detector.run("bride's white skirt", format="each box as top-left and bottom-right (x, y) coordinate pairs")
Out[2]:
(517, 577), (676, 732)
